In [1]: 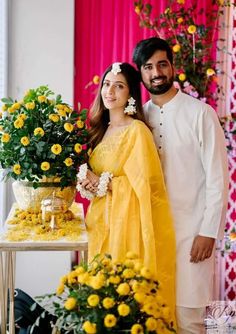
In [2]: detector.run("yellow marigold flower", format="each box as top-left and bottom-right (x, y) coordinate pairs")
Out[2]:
(126, 251), (138, 259)
(25, 102), (35, 110)
(12, 102), (21, 110)
(145, 317), (157, 331)
(131, 324), (144, 334)
(60, 275), (68, 284)
(41, 161), (50, 171)
(82, 321), (97, 334)
(134, 261), (143, 272)
(77, 120), (84, 128)
(1, 133), (10, 143)
(142, 302), (156, 316)
(2, 104), (7, 111)
(13, 164), (21, 175)
(57, 109), (67, 117)
(102, 297), (115, 309)
(135, 5), (141, 14)
(56, 283), (64, 295)
(134, 292), (146, 304)
(64, 106), (73, 114)
(56, 104), (64, 110)
(34, 127), (45, 137)
(177, 0), (185, 3)
(217, 0), (224, 5)
(104, 314), (117, 328)
(74, 143), (82, 153)
(18, 113), (27, 120)
(20, 136), (30, 146)
(172, 44), (181, 53)
(64, 122), (74, 132)
(116, 282), (130, 296)
(206, 68), (216, 76)
(118, 303), (130, 316)
(140, 267), (153, 279)
(161, 306), (170, 320)
(38, 95), (47, 103)
(92, 75), (100, 85)
(75, 266), (85, 274)
(14, 118), (24, 129)
(51, 144), (62, 155)
(178, 73), (186, 81)
(49, 114), (60, 122)
(124, 259), (135, 268)
(87, 294), (100, 307)
(64, 157), (73, 167)
(90, 275), (105, 290)
(177, 17), (184, 24)
(64, 297), (77, 310)
(123, 268), (135, 279)
(187, 24), (197, 34)
(77, 272), (90, 284)
(8, 106), (15, 113)
(108, 275), (121, 285)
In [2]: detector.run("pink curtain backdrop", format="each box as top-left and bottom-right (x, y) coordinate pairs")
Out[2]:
(74, 0), (218, 209)
(74, 0), (217, 111)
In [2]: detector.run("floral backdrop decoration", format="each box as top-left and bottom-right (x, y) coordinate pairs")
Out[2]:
(0, 86), (88, 188)
(134, 0), (234, 109)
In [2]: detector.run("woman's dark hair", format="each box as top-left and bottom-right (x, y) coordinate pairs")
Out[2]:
(89, 62), (149, 149)
(132, 37), (173, 70)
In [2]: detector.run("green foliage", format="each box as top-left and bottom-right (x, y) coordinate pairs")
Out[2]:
(0, 86), (89, 188)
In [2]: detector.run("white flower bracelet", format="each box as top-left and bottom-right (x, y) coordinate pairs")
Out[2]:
(96, 171), (113, 197)
(76, 163), (94, 200)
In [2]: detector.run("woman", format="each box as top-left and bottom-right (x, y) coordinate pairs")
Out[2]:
(77, 62), (176, 326)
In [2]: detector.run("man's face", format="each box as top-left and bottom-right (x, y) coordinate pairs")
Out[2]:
(140, 50), (174, 95)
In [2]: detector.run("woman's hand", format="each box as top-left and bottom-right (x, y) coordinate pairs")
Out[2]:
(79, 170), (99, 194)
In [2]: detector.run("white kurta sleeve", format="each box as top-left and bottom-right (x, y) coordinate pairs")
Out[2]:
(198, 105), (229, 239)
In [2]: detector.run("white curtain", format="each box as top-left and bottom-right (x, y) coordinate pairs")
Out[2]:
(0, 0), (9, 226)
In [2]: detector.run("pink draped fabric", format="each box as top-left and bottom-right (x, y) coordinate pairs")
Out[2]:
(74, 0), (217, 110)
(74, 0), (217, 209)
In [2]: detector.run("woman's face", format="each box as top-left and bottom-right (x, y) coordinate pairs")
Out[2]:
(101, 71), (130, 111)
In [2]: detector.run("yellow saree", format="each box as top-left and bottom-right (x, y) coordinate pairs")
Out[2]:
(86, 120), (176, 324)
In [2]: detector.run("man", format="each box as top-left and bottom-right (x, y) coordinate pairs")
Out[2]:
(133, 37), (229, 334)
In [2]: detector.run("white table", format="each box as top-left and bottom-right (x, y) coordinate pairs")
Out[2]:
(0, 203), (88, 334)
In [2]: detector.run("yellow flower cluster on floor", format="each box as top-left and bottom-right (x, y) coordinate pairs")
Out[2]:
(5, 207), (83, 242)
(52, 253), (176, 334)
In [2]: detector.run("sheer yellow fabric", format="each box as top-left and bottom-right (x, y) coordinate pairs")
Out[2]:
(86, 120), (176, 325)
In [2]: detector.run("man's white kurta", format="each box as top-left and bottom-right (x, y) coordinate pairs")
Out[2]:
(144, 90), (229, 307)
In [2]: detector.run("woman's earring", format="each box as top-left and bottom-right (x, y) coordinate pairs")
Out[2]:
(124, 97), (137, 115)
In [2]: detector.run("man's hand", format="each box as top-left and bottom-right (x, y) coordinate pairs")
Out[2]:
(190, 235), (215, 263)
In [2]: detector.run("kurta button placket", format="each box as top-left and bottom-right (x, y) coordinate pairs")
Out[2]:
(158, 108), (164, 152)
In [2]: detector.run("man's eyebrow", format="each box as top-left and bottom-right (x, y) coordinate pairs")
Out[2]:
(143, 60), (169, 66)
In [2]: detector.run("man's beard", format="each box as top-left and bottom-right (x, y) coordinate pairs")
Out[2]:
(143, 75), (174, 95)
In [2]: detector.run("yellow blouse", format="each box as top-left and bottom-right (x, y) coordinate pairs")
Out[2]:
(86, 120), (176, 325)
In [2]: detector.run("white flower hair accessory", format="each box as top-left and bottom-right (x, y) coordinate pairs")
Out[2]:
(124, 97), (137, 115)
(111, 62), (122, 75)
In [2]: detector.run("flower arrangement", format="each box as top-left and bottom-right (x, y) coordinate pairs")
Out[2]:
(0, 86), (89, 188)
(134, 0), (233, 108)
(53, 253), (176, 334)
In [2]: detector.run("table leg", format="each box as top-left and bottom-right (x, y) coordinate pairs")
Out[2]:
(80, 250), (88, 264)
(8, 251), (15, 334)
(0, 251), (6, 334)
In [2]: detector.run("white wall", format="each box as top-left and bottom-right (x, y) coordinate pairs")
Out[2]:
(7, 0), (75, 297)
